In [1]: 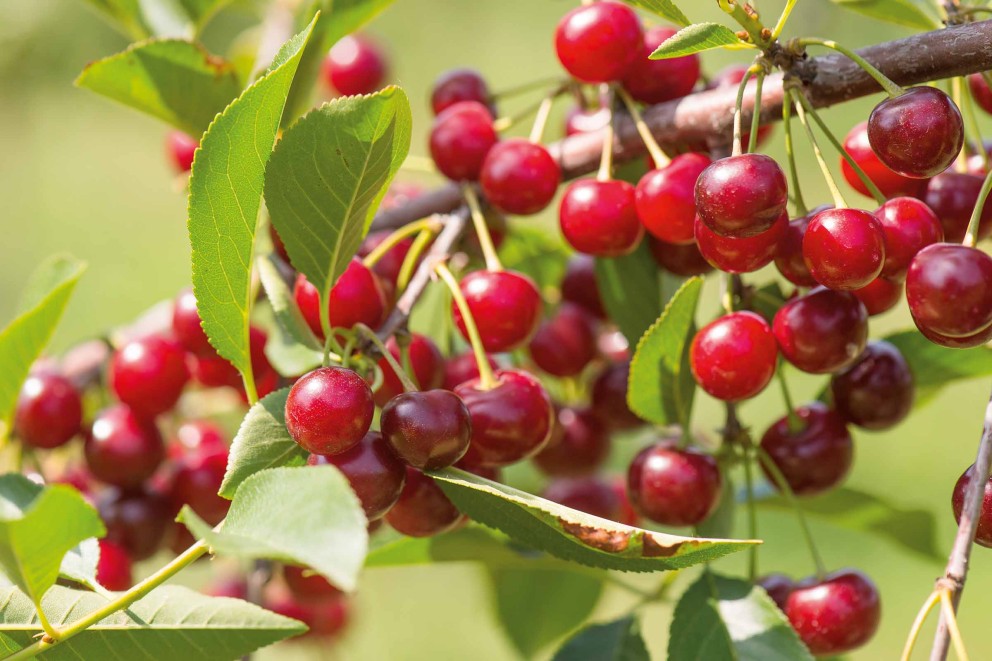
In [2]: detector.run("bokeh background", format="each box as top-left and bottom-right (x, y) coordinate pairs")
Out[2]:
(2, 0), (991, 658)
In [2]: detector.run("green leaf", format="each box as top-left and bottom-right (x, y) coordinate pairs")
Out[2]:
(669, 572), (813, 661)
(498, 225), (571, 303)
(79, 0), (150, 40)
(621, 0), (690, 27)
(830, 0), (939, 30)
(553, 615), (650, 661)
(257, 255), (321, 352)
(187, 18), (316, 388)
(0, 255), (86, 438)
(427, 468), (756, 572)
(219, 388), (307, 499)
(595, 242), (663, 347)
(0, 584), (305, 659)
(58, 538), (101, 591)
(0, 475), (105, 610)
(884, 330), (992, 407)
(175, 0), (230, 30)
(627, 277), (703, 427)
(649, 23), (744, 60)
(75, 40), (241, 136)
(181, 465), (367, 591)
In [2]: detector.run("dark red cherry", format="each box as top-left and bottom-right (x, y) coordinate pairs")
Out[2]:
(294, 258), (386, 339)
(803, 208), (885, 291)
(564, 106), (610, 136)
(358, 230), (416, 288)
(636, 153), (711, 245)
(14, 371), (82, 449)
(300, 596), (351, 638)
(852, 276), (903, 316)
(283, 565), (341, 604)
(385, 467), (466, 537)
(773, 288), (868, 374)
(696, 211), (787, 273)
(431, 68), (490, 115)
(868, 87), (964, 178)
(528, 303), (598, 377)
(309, 431), (406, 520)
(874, 197), (943, 278)
(923, 172), (992, 242)
(774, 214), (818, 287)
(429, 100), (497, 181)
(647, 237), (714, 276)
(951, 463), (992, 547)
(758, 574), (795, 611)
(109, 335), (190, 418)
(166, 131), (197, 173)
(480, 138), (561, 215)
(172, 288), (213, 356)
(285, 367), (374, 456)
(170, 448), (230, 526)
(785, 570), (881, 656)
(839, 121), (924, 199)
(627, 442), (722, 527)
(452, 269), (542, 352)
(759, 402), (853, 496)
(690, 311), (778, 402)
(85, 404), (165, 488)
(560, 179), (643, 257)
(830, 340), (914, 430)
(695, 154), (788, 238)
(454, 368), (553, 467)
(554, 1), (642, 83)
(374, 333), (444, 407)
(621, 26), (700, 104)
(323, 34), (386, 96)
(969, 73), (992, 115)
(533, 407), (610, 477)
(561, 253), (606, 319)
(590, 360), (642, 430)
(906, 243), (992, 338)
(381, 390), (472, 470)
(543, 477), (622, 520)
(98, 486), (171, 561)
(917, 322), (992, 349)
(96, 539), (133, 591)
(442, 351), (498, 391)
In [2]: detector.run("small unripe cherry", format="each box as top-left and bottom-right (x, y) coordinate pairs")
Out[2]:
(695, 154), (788, 238)
(386, 467), (466, 537)
(802, 208), (885, 291)
(560, 179), (643, 257)
(627, 442), (722, 527)
(323, 34), (386, 97)
(309, 431), (406, 521)
(868, 86), (964, 178)
(480, 139), (561, 216)
(285, 367), (374, 456)
(636, 153), (712, 245)
(553, 1), (642, 83)
(690, 311), (778, 402)
(452, 269), (542, 352)
(14, 371), (82, 449)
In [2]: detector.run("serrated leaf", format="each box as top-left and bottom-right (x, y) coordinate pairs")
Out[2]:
(427, 468), (756, 572)
(498, 225), (571, 303)
(553, 615), (650, 661)
(75, 39), (241, 136)
(265, 87), (411, 317)
(219, 388), (307, 499)
(0, 475), (105, 610)
(0, 584), (304, 659)
(595, 241), (663, 347)
(622, 0), (690, 27)
(187, 18), (316, 391)
(649, 23), (744, 60)
(669, 572), (813, 661)
(830, 0), (939, 30)
(182, 465), (367, 591)
(258, 255), (321, 351)
(627, 277), (702, 427)
(884, 329), (992, 407)
(0, 255), (85, 439)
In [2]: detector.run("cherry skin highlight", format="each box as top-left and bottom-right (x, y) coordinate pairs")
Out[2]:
(429, 100), (497, 181)
(85, 404), (166, 488)
(695, 211), (787, 274)
(874, 196), (943, 278)
(533, 407), (610, 477)
(528, 303), (598, 377)
(309, 431), (407, 521)
(294, 258), (386, 339)
(553, 1), (642, 83)
(323, 34), (386, 97)
(951, 463), (992, 547)
(906, 243), (992, 339)
(621, 26), (700, 104)
(636, 153), (712, 245)
(480, 138), (561, 215)
(785, 570), (881, 656)
(172, 288), (213, 355)
(431, 68), (490, 115)
(109, 334), (190, 419)
(695, 154), (788, 238)
(627, 442), (722, 527)
(14, 371), (82, 449)
(386, 467), (466, 537)
(772, 287), (868, 374)
(867, 86), (964, 178)
(380, 390), (472, 470)
(802, 208), (885, 291)
(830, 340), (914, 430)
(559, 179), (643, 257)
(759, 402), (853, 496)
(690, 311), (778, 402)
(839, 121), (923, 199)
(285, 367), (374, 456)
(452, 269), (542, 352)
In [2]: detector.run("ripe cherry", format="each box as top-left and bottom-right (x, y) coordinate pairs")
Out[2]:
(803, 208), (885, 291)
(695, 154), (788, 238)
(758, 574), (795, 611)
(381, 390), (472, 470)
(14, 371), (82, 449)
(564, 106), (610, 137)
(454, 368), (553, 467)
(170, 420), (227, 459)
(760, 402), (853, 496)
(442, 351), (497, 391)
(386, 467), (466, 537)
(96, 539), (133, 591)
(528, 303), (598, 377)
(923, 172), (992, 242)
(830, 340), (914, 430)
(554, 1), (642, 83)
(98, 486), (171, 561)
(868, 86), (964, 178)
(696, 211), (787, 274)
(190, 325), (272, 390)
(309, 431), (406, 520)
(323, 34), (386, 97)
(774, 213), (818, 287)
(170, 448), (230, 526)
(773, 287), (868, 374)
(285, 367), (374, 456)
(480, 138), (560, 215)
(839, 121), (923, 198)
(452, 269), (542, 352)
(874, 197), (943, 277)
(622, 26), (700, 104)
(906, 243), (992, 338)
(785, 570), (881, 656)
(636, 153), (711, 244)
(917, 322), (992, 349)
(294, 258), (386, 339)
(968, 73), (992, 115)
(627, 442), (722, 527)
(166, 131), (197, 173)
(283, 565), (341, 604)
(533, 407), (610, 477)
(374, 333), (444, 407)
(543, 477), (622, 521)
(951, 463), (992, 547)
(172, 288), (213, 356)
(109, 335), (190, 418)
(86, 405), (165, 488)
(429, 101), (497, 181)
(560, 179), (643, 257)
(647, 237), (713, 276)
(560, 254), (606, 319)
(690, 311), (778, 402)
(853, 276), (903, 316)
(431, 68), (490, 115)
(590, 360), (642, 430)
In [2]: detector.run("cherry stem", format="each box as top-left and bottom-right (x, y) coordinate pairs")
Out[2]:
(901, 589), (943, 661)
(791, 89), (848, 209)
(597, 86), (616, 181)
(362, 218), (441, 269)
(434, 262), (498, 390)
(732, 67), (757, 157)
(742, 439), (760, 580)
(527, 87), (564, 144)
(781, 94), (809, 216)
(771, 0), (799, 39)
(318, 288), (336, 368)
(799, 38), (904, 98)
(939, 590), (970, 661)
(615, 85), (671, 168)
(962, 167), (992, 247)
(776, 367), (804, 434)
(462, 184), (503, 271)
(747, 71), (765, 154)
(355, 323), (418, 393)
(490, 75), (568, 102)
(961, 77), (990, 174)
(396, 227), (435, 292)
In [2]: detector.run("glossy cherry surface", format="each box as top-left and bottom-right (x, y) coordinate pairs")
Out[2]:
(14, 371), (82, 449)
(696, 211), (787, 274)
(636, 153), (711, 244)
(969, 72), (992, 114)
(533, 407), (610, 477)
(385, 467), (466, 537)
(98, 486), (171, 560)
(785, 570), (881, 656)
(285, 367), (374, 456)
(839, 121), (923, 199)
(166, 131), (197, 173)
(951, 463), (992, 547)
(374, 333), (444, 406)
(906, 243), (992, 338)
(853, 276), (903, 316)
(431, 68), (490, 115)
(429, 100), (497, 181)
(560, 254), (606, 319)
(543, 477), (622, 521)
(874, 196), (943, 277)
(772, 288), (868, 374)
(774, 213), (818, 287)
(528, 303), (598, 377)
(923, 172), (992, 242)
(830, 340), (914, 430)
(172, 288), (213, 355)
(294, 258), (386, 338)
(695, 154), (788, 238)
(480, 138), (561, 215)
(627, 442), (722, 527)
(96, 539), (133, 591)
(109, 334), (190, 418)
(621, 26), (700, 104)
(917, 322), (992, 349)
(803, 208), (885, 291)
(85, 404), (165, 488)
(867, 86), (964, 178)
(590, 361), (642, 430)
(647, 237), (713, 276)
(560, 178), (643, 257)
(170, 420), (228, 459)
(690, 311), (778, 402)
(759, 402), (853, 496)
(553, 1), (642, 83)
(381, 390), (472, 470)
(309, 431), (406, 520)
(452, 269), (542, 352)
(323, 34), (385, 96)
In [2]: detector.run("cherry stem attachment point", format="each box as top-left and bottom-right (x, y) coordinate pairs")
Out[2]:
(615, 85), (671, 168)
(781, 94), (809, 216)
(791, 89), (848, 209)
(434, 261), (498, 391)
(355, 323), (418, 393)
(963, 167), (992, 247)
(597, 85), (616, 181)
(362, 218), (441, 269)
(461, 184), (503, 271)
(798, 38), (904, 98)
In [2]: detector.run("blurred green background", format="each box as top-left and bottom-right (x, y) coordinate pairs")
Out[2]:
(2, 0), (991, 658)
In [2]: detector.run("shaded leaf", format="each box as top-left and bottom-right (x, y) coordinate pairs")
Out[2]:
(79, 0), (150, 40)
(498, 225), (571, 303)
(621, 0), (690, 27)
(257, 255), (321, 351)
(553, 615), (650, 661)
(595, 242), (663, 347)
(830, 0), (939, 30)
(59, 538), (101, 591)
(884, 329), (992, 407)
(649, 23), (744, 59)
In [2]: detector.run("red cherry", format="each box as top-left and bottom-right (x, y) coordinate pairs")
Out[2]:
(452, 269), (542, 352)
(14, 371), (82, 449)
(560, 254), (606, 319)
(695, 154), (788, 238)
(627, 442), (722, 527)
(647, 237), (714, 276)
(301, 595), (350, 638)
(381, 390), (472, 470)
(109, 335), (190, 418)
(528, 303), (598, 377)
(758, 574), (795, 611)
(172, 288), (213, 356)
(294, 258), (386, 339)
(923, 172), (992, 242)
(906, 243), (992, 338)
(852, 276), (903, 316)
(968, 73), (992, 115)
(207, 576), (249, 599)
(442, 351), (497, 391)
(839, 121), (923, 199)
(564, 106), (610, 136)
(803, 208), (885, 291)
(96, 539), (133, 591)
(774, 213), (818, 287)
(610, 477), (640, 527)
(454, 369), (553, 467)
(170, 449), (230, 526)
(621, 26), (700, 104)
(759, 402), (853, 496)
(635, 153), (711, 244)
(170, 420), (227, 460)
(429, 100), (497, 181)
(190, 325), (270, 390)
(431, 68), (490, 115)
(830, 340), (914, 430)
(917, 322), (992, 349)
(386, 467), (466, 537)
(85, 405), (165, 488)
(480, 138), (561, 215)
(773, 287), (868, 374)
(323, 34), (386, 96)
(874, 197), (943, 278)
(374, 333), (444, 407)
(696, 211), (787, 274)
(285, 367), (374, 456)
(283, 565), (342, 605)
(98, 487), (171, 560)
(358, 230), (416, 287)
(533, 407), (610, 477)
(543, 477), (623, 521)
(951, 463), (992, 547)
(166, 131), (197, 173)
(868, 87), (964, 178)
(590, 360), (642, 430)
(554, 1), (642, 83)
(785, 570), (881, 656)
(308, 431), (406, 520)
(690, 311), (778, 402)
(560, 179), (643, 257)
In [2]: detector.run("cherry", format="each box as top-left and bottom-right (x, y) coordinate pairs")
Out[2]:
(309, 431), (406, 520)
(560, 179), (643, 257)
(917, 322), (992, 349)
(635, 153), (711, 245)
(96, 539), (133, 591)
(906, 243), (992, 338)
(358, 230), (416, 288)
(695, 154), (788, 238)
(431, 68), (490, 115)
(773, 287), (868, 374)
(590, 360), (642, 430)
(172, 288), (213, 356)
(852, 276), (903, 316)
(283, 565), (342, 605)
(374, 333), (444, 407)
(442, 351), (497, 391)
(294, 258), (386, 339)
(170, 448), (230, 526)
(454, 368), (553, 467)
(429, 101), (497, 181)
(774, 213), (818, 287)
(802, 207), (885, 291)
(14, 371), (82, 449)
(564, 106), (610, 137)
(385, 467), (466, 537)
(285, 367), (374, 456)
(696, 210), (787, 274)
(543, 477), (622, 520)
(169, 420), (227, 460)
(85, 404), (165, 488)
(951, 463), (992, 547)
(480, 138), (561, 215)
(868, 86), (964, 178)
(166, 131), (197, 173)
(554, 1), (642, 83)
(690, 311), (778, 402)
(109, 335), (190, 418)
(759, 402), (853, 496)
(98, 486), (171, 560)
(621, 26), (700, 104)
(627, 442), (722, 527)
(452, 269), (542, 352)
(381, 390), (472, 470)
(560, 254), (606, 319)
(969, 73), (992, 115)
(528, 303), (598, 377)
(323, 34), (386, 96)
(757, 574), (795, 611)
(533, 407), (610, 477)
(190, 325), (272, 390)
(207, 576), (249, 599)
(830, 340), (914, 430)
(647, 237), (714, 276)
(785, 570), (881, 656)
(923, 172), (992, 242)
(874, 197), (943, 278)
(839, 121), (923, 199)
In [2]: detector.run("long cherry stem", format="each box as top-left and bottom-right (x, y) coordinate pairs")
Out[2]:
(732, 67), (757, 157)
(355, 323), (417, 392)
(747, 71), (765, 155)
(434, 262), (497, 390)
(362, 218), (440, 269)
(597, 86), (616, 181)
(462, 184), (502, 271)
(791, 89), (848, 209)
(781, 96), (809, 216)
(615, 85), (670, 167)
(962, 167), (992, 247)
